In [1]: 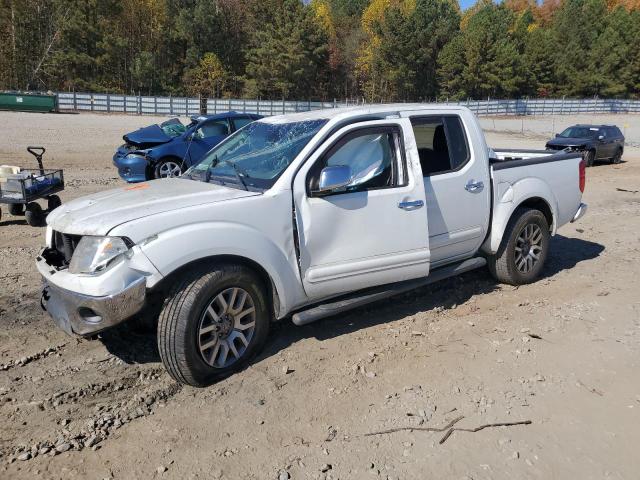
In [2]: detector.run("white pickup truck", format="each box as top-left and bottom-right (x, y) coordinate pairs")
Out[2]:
(38, 105), (587, 386)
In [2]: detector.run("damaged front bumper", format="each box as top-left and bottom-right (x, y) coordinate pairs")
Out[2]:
(41, 276), (146, 336)
(36, 243), (161, 337)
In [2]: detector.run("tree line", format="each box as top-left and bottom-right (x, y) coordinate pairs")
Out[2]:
(1, 0), (639, 101)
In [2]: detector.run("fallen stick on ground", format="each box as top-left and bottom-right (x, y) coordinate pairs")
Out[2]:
(577, 380), (604, 396)
(616, 188), (639, 193)
(364, 415), (464, 437)
(439, 420), (532, 444)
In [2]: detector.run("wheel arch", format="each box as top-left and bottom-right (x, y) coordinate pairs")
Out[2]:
(482, 180), (558, 255)
(518, 196), (553, 230)
(155, 254), (281, 320)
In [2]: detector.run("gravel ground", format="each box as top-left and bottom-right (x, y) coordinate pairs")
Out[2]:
(1, 111), (639, 480)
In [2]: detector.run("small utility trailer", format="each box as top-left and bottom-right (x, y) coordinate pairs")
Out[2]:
(0, 147), (64, 226)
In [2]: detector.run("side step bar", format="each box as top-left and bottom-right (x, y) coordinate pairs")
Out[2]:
(291, 257), (487, 326)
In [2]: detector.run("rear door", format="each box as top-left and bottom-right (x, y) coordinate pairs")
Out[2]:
(605, 127), (623, 157)
(400, 112), (491, 266)
(292, 119), (430, 299)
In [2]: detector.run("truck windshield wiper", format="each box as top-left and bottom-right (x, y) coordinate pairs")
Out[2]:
(227, 161), (249, 191)
(204, 155), (218, 183)
(205, 157), (250, 191)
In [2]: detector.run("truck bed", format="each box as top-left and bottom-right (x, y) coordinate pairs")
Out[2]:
(490, 148), (582, 170)
(486, 148), (585, 252)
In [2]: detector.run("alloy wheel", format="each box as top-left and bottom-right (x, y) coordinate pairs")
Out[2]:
(514, 223), (543, 274)
(197, 287), (256, 368)
(158, 161), (182, 178)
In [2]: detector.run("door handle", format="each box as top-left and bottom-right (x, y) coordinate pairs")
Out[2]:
(465, 180), (484, 193)
(398, 200), (424, 211)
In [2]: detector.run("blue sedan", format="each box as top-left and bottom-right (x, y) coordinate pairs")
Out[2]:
(113, 112), (262, 182)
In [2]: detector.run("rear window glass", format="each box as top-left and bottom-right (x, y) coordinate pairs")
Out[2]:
(233, 117), (255, 130)
(444, 116), (469, 170)
(410, 115), (469, 176)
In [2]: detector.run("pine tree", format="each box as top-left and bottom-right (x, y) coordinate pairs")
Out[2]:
(438, 3), (525, 99)
(244, 0), (329, 99)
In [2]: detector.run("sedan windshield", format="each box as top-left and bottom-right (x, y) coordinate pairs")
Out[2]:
(187, 119), (327, 189)
(559, 126), (599, 138)
(160, 118), (189, 138)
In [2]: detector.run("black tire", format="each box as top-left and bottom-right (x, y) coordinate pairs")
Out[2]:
(611, 148), (622, 164)
(8, 203), (24, 216)
(584, 149), (595, 167)
(487, 207), (550, 286)
(157, 262), (270, 387)
(154, 158), (184, 179)
(47, 195), (62, 211)
(25, 202), (45, 227)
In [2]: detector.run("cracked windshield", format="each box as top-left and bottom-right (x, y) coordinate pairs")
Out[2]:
(187, 119), (327, 189)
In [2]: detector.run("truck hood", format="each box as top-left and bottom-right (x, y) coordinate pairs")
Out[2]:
(47, 178), (260, 236)
(546, 137), (591, 148)
(123, 124), (173, 147)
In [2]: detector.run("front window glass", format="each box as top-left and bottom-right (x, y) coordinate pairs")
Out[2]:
(187, 119), (327, 189)
(325, 132), (395, 191)
(559, 127), (599, 138)
(194, 120), (229, 139)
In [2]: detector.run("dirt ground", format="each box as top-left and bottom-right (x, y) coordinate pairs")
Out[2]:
(1, 111), (639, 480)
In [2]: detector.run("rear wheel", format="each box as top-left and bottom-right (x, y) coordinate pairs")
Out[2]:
(154, 158), (183, 179)
(611, 148), (622, 164)
(8, 203), (24, 216)
(157, 263), (270, 387)
(583, 149), (595, 167)
(25, 202), (45, 227)
(488, 207), (550, 285)
(47, 195), (62, 211)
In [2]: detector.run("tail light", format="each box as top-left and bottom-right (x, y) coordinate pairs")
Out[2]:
(579, 159), (586, 193)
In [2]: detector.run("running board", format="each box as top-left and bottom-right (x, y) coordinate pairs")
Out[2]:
(291, 257), (487, 326)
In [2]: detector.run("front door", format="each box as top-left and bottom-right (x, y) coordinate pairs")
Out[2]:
(292, 119), (430, 299)
(401, 112), (491, 266)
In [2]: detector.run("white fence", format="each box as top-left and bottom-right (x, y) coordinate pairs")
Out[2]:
(55, 92), (640, 116)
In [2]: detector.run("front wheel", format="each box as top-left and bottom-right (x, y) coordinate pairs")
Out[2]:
(157, 263), (270, 387)
(154, 159), (183, 179)
(487, 207), (550, 285)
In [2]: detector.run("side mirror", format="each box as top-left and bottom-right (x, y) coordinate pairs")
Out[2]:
(555, 134), (560, 138)
(314, 165), (352, 196)
(598, 135), (605, 141)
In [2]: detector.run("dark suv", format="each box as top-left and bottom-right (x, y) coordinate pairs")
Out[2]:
(545, 124), (624, 166)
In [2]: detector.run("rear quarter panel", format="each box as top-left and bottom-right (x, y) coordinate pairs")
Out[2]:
(483, 156), (583, 254)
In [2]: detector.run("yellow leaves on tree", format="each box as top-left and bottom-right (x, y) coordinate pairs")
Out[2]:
(357, 0), (416, 87)
(184, 53), (228, 98)
(606, 0), (640, 10)
(310, 0), (340, 70)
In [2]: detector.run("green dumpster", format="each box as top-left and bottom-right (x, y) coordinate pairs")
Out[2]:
(0, 93), (57, 112)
